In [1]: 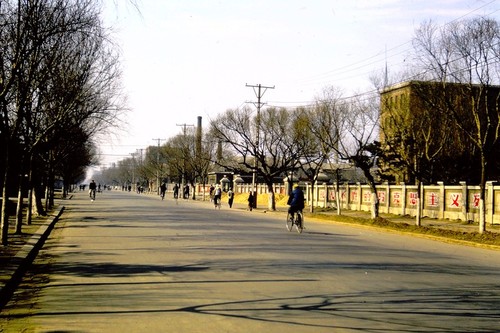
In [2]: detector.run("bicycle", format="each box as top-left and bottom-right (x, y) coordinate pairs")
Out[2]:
(89, 189), (96, 201)
(214, 196), (221, 209)
(286, 209), (303, 234)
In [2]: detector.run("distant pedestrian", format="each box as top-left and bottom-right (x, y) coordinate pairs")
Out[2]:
(214, 185), (222, 209)
(247, 191), (254, 211)
(209, 184), (215, 202)
(89, 180), (97, 201)
(160, 182), (166, 200)
(173, 183), (179, 199)
(227, 188), (234, 208)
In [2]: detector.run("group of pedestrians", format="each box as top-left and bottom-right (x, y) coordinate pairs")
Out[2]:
(209, 185), (234, 209)
(158, 183), (184, 201)
(130, 181), (304, 226)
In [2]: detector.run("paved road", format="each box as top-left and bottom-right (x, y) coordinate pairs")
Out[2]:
(1, 190), (500, 332)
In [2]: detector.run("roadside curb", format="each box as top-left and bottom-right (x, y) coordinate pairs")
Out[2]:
(0, 206), (65, 310)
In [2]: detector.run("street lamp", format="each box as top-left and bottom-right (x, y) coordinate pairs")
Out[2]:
(233, 175), (244, 193)
(220, 175), (230, 192)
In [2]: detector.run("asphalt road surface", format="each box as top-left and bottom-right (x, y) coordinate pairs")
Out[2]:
(1, 190), (499, 333)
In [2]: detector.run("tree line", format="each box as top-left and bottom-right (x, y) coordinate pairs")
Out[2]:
(98, 17), (500, 235)
(0, 0), (124, 246)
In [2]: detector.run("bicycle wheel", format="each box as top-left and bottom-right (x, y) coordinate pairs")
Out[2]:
(286, 212), (294, 231)
(295, 211), (303, 234)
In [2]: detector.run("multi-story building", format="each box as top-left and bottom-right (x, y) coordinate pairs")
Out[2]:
(379, 80), (500, 184)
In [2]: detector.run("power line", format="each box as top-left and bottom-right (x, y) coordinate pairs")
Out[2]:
(294, 1), (499, 90)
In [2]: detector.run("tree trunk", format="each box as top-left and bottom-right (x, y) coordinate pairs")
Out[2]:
(15, 182), (23, 235)
(335, 172), (342, 216)
(34, 183), (46, 217)
(309, 183), (315, 213)
(370, 191), (379, 219)
(25, 153), (36, 224)
(335, 185), (341, 215)
(363, 168), (379, 219)
(26, 188), (34, 222)
(267, 183), (276, 211)
(415, 180), (422, 227)
(1, 153), (11, 246)
(479, 153), (487, 234)
(1, 177), (10, 246)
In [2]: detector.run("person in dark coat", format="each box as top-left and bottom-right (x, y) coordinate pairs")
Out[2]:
(247, 191), (254, 211)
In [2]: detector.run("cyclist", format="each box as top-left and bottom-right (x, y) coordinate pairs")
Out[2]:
(89, 180), (97, 201)
(160, 182), (167, 200)
(287, 184), (305, 226)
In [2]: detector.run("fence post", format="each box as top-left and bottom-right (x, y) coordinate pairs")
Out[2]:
(487, 181), (494, 225)
(460, 181), (468, 222)
(437, 182), (445, 219)
(384, 182), (390, 214)
(323, 183), (327, 208)
(401, 182), (407, 216)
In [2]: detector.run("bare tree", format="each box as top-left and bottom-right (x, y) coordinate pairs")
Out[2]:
(338, 93), (381, 218)
(210, 106), (303, 211)
(378, 80), (459, 226)
(308, 87), (348, 214)
(0, 0), (124, 245)
(412, 18), (500, 233)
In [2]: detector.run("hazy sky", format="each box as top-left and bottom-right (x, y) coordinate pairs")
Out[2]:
(96, 0), (499, 168)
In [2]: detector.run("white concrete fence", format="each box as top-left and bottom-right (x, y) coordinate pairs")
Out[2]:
(195, 181), (500, 225)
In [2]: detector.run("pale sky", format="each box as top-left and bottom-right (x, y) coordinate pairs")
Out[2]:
(96, 0), (499, 168)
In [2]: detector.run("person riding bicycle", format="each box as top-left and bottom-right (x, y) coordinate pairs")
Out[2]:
(287, 184), (305, 225)
(160, 182), (167, 200)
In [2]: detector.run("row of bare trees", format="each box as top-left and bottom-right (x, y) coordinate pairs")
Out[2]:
(0, 0), (124, 245)
(98, 91), (380, 217)
(208, 89), (380, 215)
(97, 17), (500, 234)
(380, 17), (500, 233)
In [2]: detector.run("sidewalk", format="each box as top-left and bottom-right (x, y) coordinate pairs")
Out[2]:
(0, 205), (64, 309)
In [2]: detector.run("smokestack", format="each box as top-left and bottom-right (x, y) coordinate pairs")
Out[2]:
(196, 116), (202, 158)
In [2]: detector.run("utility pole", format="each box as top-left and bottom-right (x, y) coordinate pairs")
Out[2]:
(152, 138), (165, 194)
(246, 83), (275, 209)
(176, 123), (194, 199)
(136, 149), (144, 193)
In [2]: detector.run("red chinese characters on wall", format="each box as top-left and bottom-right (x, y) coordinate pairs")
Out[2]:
(449, 193), (461, 208)
(472, 193), (480, 208)
(408, 192), (418, 206)
(378, 191), (386, 204)
(392, 191), (401, 206)
(329, 190), (336, 201)
(351, 190), (358, 202)
(427, 192), (439, 207)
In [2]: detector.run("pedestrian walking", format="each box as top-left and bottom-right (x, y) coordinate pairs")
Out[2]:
(160, 182), (166, 200)
(89, 180), (97, 201)
(209, 184), (215, 202)
(247, 191), (254, 211)
(214, 185), (222, 209)
(173, 183), (179, 199)
(227, 188), (234, 208)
